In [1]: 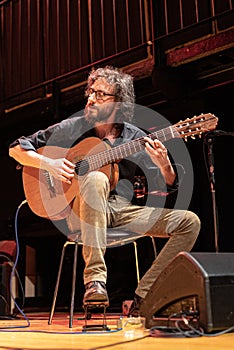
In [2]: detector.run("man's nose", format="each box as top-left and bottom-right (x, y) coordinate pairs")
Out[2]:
(88, 91), (97, 102)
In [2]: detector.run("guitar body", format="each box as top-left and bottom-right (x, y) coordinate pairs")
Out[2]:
(22, 137), (119, 220)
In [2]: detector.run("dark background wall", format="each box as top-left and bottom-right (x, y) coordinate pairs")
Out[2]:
(0, 0), (233, 311)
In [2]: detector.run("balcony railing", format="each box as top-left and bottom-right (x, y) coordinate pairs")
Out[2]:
(0, 0), (233, 114)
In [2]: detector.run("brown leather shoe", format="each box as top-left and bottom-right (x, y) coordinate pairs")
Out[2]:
(83, 281), (109, 304)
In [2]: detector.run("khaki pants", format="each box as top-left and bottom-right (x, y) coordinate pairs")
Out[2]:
(67, 171), (200, 298)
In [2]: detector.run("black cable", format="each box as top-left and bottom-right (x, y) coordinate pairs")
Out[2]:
(174, 317), (203, 338)
(170, 314), (234, 338)
(180, 316), (234, 337)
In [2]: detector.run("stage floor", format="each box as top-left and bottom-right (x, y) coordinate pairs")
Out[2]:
(0, 311), (234, 350)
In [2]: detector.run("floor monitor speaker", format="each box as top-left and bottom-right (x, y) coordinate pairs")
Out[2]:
(140, 252), (234, 332)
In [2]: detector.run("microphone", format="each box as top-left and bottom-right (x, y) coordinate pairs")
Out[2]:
(204, 130), (234, 138)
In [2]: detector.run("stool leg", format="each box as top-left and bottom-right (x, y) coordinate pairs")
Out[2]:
(48, 242), (68, 325)
(150, 236), (157, 258)
(69, 242), (78, 328)
(133, 241), (140, 283)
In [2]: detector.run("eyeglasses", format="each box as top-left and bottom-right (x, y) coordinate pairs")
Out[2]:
(86, 88), (116, 101)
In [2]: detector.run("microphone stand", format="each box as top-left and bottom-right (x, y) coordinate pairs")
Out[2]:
(205, 136), (219, 252)
(204, 130), (234, 252)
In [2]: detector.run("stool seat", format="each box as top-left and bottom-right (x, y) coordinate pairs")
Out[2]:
(68, 228), (148, 247)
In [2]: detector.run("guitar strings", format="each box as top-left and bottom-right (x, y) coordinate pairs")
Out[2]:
(68, 114), (215, 174)
(76, 126), (177, 173)
(75, 112), (212, 172)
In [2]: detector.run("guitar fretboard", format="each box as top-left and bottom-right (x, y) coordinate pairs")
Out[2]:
(76, 125), (178, 173)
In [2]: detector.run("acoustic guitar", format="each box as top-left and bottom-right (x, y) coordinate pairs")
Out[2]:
(22, 113), (218, 220)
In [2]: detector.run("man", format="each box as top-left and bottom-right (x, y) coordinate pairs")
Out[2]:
(9, 66), (200, 316)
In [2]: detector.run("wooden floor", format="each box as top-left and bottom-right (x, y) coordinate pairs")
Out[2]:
(0, 311), (234, 350)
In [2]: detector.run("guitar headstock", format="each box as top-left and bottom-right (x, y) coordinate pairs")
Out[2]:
(174, 113), (218, 140)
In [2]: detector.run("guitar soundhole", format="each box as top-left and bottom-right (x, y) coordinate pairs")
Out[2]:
(75, 159), (89, 176)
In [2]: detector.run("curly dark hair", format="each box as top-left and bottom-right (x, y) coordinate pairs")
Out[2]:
(86, 65), (135, 122)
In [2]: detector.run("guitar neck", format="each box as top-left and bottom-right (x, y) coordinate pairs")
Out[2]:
(87, 126), (176, 171)
(76, 112), (218, 173)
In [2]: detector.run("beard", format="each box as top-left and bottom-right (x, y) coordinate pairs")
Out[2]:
(84, 102), (117, 126)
